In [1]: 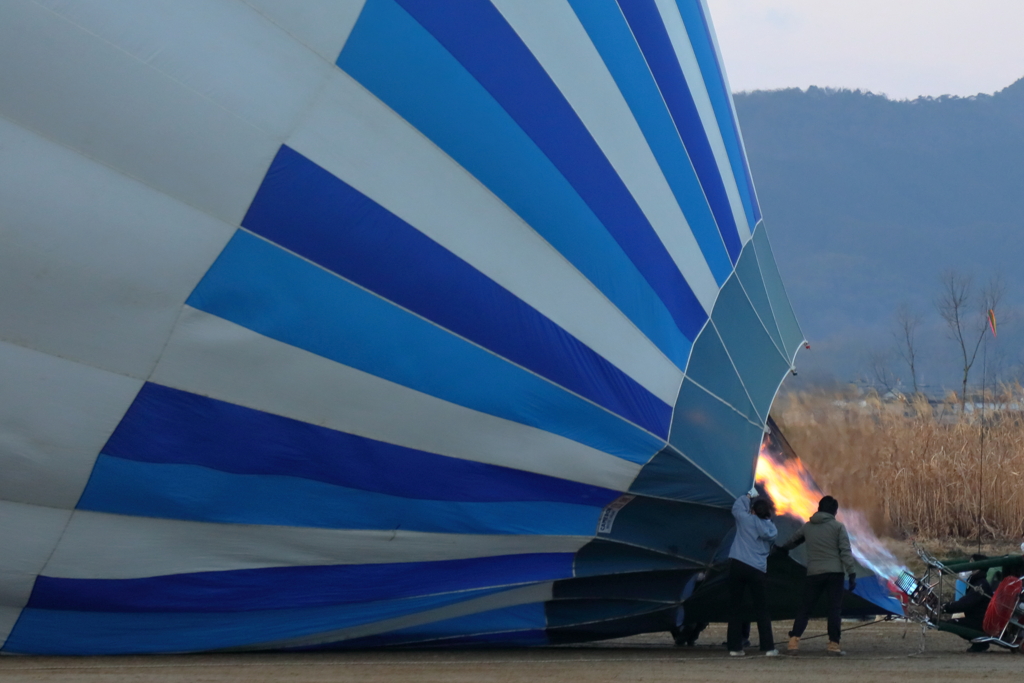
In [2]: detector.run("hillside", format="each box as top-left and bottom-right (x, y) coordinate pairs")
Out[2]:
(735, 78), (1024, 388)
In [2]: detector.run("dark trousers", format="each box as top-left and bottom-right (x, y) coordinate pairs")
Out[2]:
(790, 572), (845, 643)
(727, 559), (774, 651)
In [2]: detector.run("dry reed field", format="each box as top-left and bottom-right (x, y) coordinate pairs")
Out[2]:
(774, 389), (1024, 543)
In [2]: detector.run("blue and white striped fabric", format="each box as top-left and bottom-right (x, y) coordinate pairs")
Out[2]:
(0, 0), (804, 653)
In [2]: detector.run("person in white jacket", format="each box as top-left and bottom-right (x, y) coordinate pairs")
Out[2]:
(726, 489), (779, 656)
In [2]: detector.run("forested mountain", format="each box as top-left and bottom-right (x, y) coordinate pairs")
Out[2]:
(735, 78), (1024, 389)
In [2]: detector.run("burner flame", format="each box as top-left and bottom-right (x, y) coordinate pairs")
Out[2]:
(755, 437), (906, 583)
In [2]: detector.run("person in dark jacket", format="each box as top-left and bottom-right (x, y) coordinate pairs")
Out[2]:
(942, 555), (992, 652)
(725, 490), (779, 657)
(777, 495), (857, 656)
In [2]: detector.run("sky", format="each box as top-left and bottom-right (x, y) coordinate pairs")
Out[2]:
(705, 0), (1024, 100)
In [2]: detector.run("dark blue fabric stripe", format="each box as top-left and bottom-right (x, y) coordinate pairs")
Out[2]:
(616, 0), (742, 263)
(674, 0), (760, 226)
(327, 604), (547, 648)
(5, 587), (505, 655)
(187, 231), (666, 463)
(27, 555), (572, 613)
(394, 0), (707, 342)
(568, 0), (732, 286)
(243, 146), (670, 437)
(339, 0), (692, 370)
(77, 455), (604, 535)
(103, 383), (620, 507)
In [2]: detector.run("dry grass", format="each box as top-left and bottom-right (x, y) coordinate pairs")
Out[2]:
(773, 387), (1024, 542)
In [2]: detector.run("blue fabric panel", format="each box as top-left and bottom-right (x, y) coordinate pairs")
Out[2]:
(751, 224), (803, 357)
(598, 496), (735, 562)
(546, 607), (673, 643)
(413, 629), (549, 648)
(545, 599), (667, 629)
(668, 379), (762, 497)
(339, 0), (692, 369)
(187, 232), (666, 463)
(616, 0), (741, 263)
(573, 539), (697, 577)
(78, 455), (606, 535)
(243, 146), (670, 437)
(733, 239), (785, 356)
(27, 555), (572, 613)
(393, 0), (707, 342)
(852, 575), (905, 617)
(104, 383), (620, 507)
(711, 276), (791, 419)
(334, 603), (547, 648)
(629, 445), (736, 506)
(332, 618), (548, 649)
(401, 628), (549, 648)
(568, 0), (732, 286)
(4, 587), (505, 655)
(684, 322), (762, 423)
(553, 571), (693, 602)
(673, 0), (760, 227)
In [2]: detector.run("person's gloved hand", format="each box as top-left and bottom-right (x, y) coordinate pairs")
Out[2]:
(848, 574), (857, 592)
(747, 484), (758, 498)
(941, 602), (953, 614)
(773, 546), (789, 557)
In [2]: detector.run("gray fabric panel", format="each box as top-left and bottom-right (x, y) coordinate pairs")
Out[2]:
(629, 446), (735, 506)
(712, 278), (791, 420)
(597, 489), (736, 563)
(751, 223), (805, 358)
(684, 322), (762, 423)
(668, 379), (763, 498)
(734, 238), (786, 356)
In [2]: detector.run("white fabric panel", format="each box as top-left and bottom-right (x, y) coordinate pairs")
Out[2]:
(0, 342), (143, 509)
(42, 512), (590, 579)
(0, 501), (74, 647)
(287, 70), (683, 403)
(0, 119), (235, 380)
(0, 0), (278, 226)
(242, 0), (367, 64)
(492, 0), (719, 314)
(151, 308), (643, 492)
(253, 582), (554, 650)
(36, 0), (330, 142)
(653, 0), (751, 244)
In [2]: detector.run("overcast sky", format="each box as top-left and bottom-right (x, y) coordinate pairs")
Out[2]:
(705, 0), (1024, 100)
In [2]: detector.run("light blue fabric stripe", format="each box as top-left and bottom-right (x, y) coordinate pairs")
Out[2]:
(338, 0), (691, 367)
(568, 0), (732, 285)
(77, 455), (605, 536)
(187, 232), (665, 463)
(673, 0), (760, 228)
(4, 587), (506, 655)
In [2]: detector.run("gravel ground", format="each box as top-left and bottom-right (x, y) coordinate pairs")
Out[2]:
(0, 620), (1019, 683)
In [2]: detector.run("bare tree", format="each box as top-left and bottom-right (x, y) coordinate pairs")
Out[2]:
(868, 349), (899, 395)
(893, 304), (921, 395)
(935, 271), (1004, 408)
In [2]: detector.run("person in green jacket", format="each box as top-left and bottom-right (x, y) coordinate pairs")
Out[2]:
(778, 495), (857, 656)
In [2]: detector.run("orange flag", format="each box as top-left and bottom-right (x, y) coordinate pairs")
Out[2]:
(988, 309), (997, 337)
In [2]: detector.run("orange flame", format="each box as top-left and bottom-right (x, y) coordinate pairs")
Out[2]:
(755, 436), (905, 583)
(755, 449), (820, 521)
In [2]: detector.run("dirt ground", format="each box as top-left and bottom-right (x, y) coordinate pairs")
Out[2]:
(0, 620), (1019, 683)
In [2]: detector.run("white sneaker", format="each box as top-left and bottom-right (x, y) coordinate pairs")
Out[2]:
(728, 650), (745, 657)
(764, 649), (780, 657)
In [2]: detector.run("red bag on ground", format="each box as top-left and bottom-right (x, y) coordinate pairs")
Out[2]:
(983, 577), (1023, 637)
